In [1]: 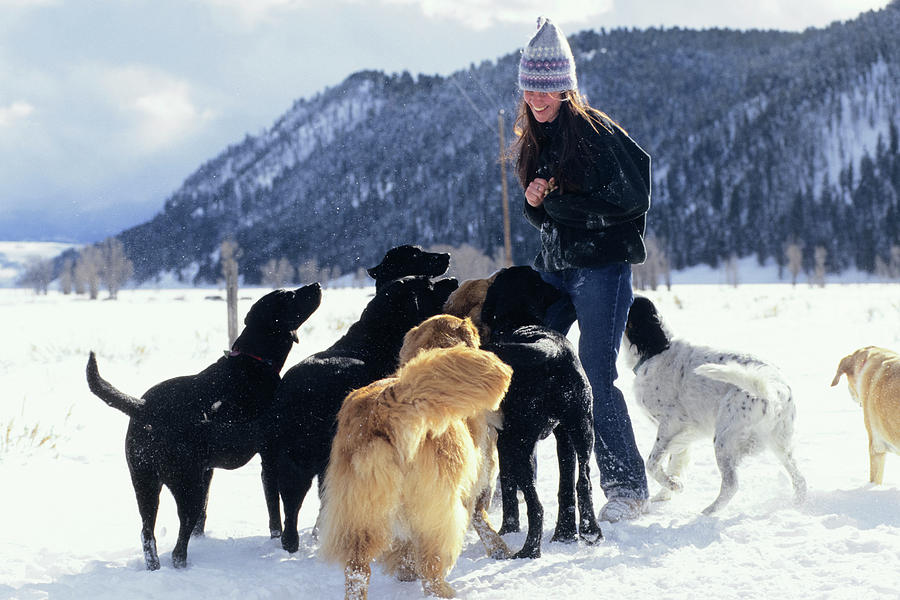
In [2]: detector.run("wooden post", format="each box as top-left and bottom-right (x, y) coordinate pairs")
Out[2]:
(498, 109), (513, 267)
(220, 238), (241, 348)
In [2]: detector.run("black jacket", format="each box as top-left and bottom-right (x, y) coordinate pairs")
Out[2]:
(523, 113), (651, 272)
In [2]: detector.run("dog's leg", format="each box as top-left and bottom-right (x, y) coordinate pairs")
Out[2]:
(496, 435), (520, 535)
(471, 491), (512, 559)
(569, 419), (601, 542)
(279, 463), (316, 553)
(192, 469), (213, 537)
(869, 440), (887, 485)
(381, 540), (418, 581)
(646, 424), (686, 494)
(550, 428), (577, 543)
(170, 474), (207, 568)
(703, 434), (741, 515)
(501, 439), (544, 559)
(344, 558), (371, 600)
(131, 470), (162, 571)
(260, 449), (282, 538)
(654, 446), (691, 502)
(770, 441), (807, 503)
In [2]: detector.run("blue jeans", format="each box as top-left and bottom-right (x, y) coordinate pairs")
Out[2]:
(540, 263), (649, 501)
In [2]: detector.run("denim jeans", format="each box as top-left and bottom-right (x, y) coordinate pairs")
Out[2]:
(539, 263), (649, 501)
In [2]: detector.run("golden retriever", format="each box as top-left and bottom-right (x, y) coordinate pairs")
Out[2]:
(831, 346), (900, 484)
(442, 273), (498, 341)
(318, 315), (513, 599)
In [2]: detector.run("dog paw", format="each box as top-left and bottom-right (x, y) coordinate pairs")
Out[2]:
(511, 546), (541, 559)
(422, 579), (456, 598)
(550, 530), (577, 544)
(497, 523), (519, 535)
(578, 523), (603, 545)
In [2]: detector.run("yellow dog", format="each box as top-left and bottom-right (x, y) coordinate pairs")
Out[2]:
(318, 315), (512, 600)
(832, 346), (900, 484)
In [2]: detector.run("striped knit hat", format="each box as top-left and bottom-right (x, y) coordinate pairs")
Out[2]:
(518, 17), (577, 92)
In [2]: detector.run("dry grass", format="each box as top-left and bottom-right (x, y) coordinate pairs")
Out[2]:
(1, 405), (72, 457)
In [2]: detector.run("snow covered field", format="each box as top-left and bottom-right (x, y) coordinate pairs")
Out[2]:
(2, 282), (900, 599)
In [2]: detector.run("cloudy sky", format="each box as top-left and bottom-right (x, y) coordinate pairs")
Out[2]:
(0, 0), (892, 241)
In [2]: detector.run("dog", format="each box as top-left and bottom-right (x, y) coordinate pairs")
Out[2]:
(442, 272), (498, 341)
(623, 295), (807, 514)
(831, 346), (900, 484)
(480, 265), (602, 559)
(85, 284), (322, 570)
(262, 275), (458, 552)
(367, 244), (450, 291)
(318, 315), (513, 600)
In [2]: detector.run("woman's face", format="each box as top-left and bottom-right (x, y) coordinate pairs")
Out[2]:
(524, 91), (563, 123)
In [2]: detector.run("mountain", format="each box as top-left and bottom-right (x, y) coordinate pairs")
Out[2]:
(109, 3), (899, 284)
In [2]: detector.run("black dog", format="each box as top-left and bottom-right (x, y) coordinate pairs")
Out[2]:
(262, 275), (458, 552)
(366, 244), (450, 291)
(85, 284), (322, 570)
(481, 266), (602, 558)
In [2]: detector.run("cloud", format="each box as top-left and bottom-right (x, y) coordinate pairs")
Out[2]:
(363, 0), (612, 29)
(189, 0), (308, 28)
(0, 101), (34, 127)
(95, 65), (218, 152)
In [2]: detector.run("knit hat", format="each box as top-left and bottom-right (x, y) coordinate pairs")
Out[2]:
(518, 17), (577, 92)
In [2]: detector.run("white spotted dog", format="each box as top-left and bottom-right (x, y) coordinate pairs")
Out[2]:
(622, 296), (807, 515)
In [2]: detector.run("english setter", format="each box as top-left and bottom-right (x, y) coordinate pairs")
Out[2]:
(622, 296), (807, 514)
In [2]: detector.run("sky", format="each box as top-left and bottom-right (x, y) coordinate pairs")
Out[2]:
(0, 0), (893, 242)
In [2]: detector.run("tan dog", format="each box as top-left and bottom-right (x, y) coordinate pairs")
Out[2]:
(442, 273), (498, 341)
(318, 315), (513, 600)
(831, 346), (900, 484)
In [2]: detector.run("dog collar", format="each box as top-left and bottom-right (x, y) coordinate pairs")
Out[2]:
(632, 355), (651, 374)
(226, 349), (275, 369)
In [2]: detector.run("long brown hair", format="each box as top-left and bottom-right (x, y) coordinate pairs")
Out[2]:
(511, 89), (622, 192)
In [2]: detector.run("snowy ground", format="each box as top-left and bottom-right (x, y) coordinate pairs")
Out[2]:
(2, 282), (900, 600)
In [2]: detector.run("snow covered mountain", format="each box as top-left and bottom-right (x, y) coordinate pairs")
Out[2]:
(112, 3), (899, 284)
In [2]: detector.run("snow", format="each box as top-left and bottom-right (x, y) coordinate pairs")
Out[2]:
(2, 281), (900, 599)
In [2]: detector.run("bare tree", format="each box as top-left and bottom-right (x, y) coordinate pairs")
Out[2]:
(100, 238), (134, 299)
(633, 235), (671, 291)
(297, 258), (321, 285)
(74, 246), (103, 299)
(785, 243), (803, 287)
(59, 257), (74, 295)
(427, 243), (502, 282)
(220, 238), (241, 348)
(260, 257), (295, 288)
(891, 245), (900, 279)
(18, 256), (53, 294)
(812, 246), (827, 287)
(724, 254), (739, 288)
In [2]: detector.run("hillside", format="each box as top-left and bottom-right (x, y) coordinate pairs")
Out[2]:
(108, 4), (899, 284)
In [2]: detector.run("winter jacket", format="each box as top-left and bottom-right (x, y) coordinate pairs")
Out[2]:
(523, 113), (651, 272)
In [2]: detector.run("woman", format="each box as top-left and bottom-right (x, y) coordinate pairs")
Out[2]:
(513, 17), (652, 522)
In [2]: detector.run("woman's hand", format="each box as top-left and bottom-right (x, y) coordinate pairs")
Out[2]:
(525, 177), (555, 207)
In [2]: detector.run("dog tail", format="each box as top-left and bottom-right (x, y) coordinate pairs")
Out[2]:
(695, 362), (786, 402)
(318, 380), (405, 566)
(86, 351), (145, 417)
(388, 345), (512, 458)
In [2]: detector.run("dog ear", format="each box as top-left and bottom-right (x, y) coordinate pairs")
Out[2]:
(830, 355), (853, 387)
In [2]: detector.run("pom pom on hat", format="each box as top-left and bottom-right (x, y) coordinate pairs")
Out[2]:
(518, 16), (577, 92)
